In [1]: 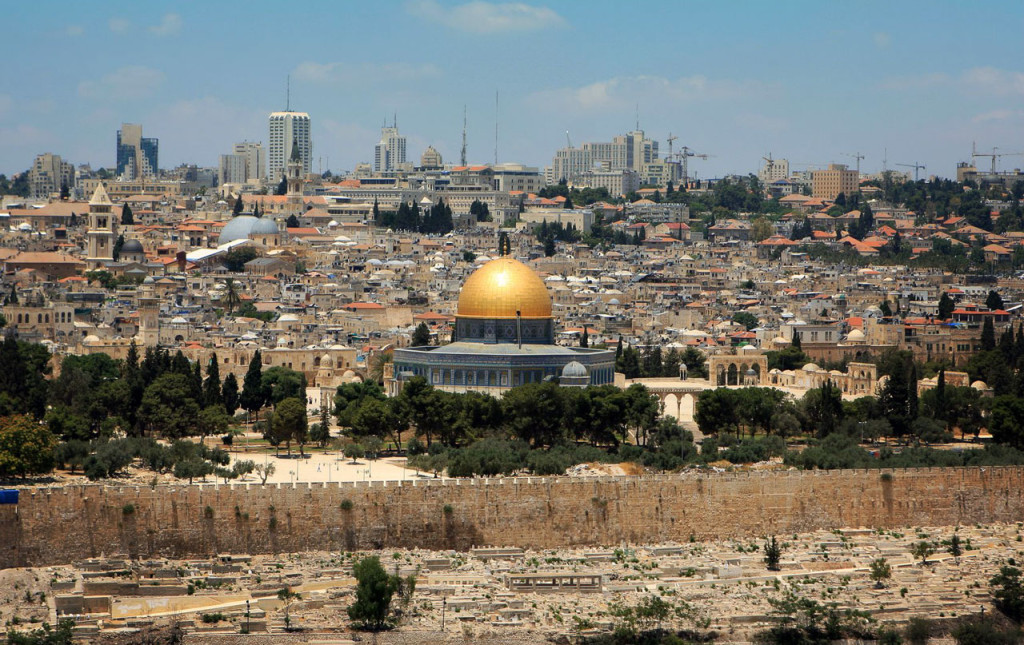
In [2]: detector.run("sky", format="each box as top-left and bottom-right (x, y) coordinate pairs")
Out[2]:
(2, 0), (1023, 180)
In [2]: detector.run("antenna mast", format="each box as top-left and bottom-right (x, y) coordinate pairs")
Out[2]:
(494, 91), (499, 165)
(286, 75), (290, 111)
(460, 105), (467, 166)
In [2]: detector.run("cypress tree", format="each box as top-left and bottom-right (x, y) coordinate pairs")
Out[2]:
(121, 202), (134, 225)
(580, 327), (588, 348)
(232, 196), (243, 216)
(981, 316), (996, 351)
(204, 353), (222, 407)
(240, 350), (265, 421)
(222, 373), (239, 416)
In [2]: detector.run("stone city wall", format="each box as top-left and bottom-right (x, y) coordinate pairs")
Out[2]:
(2, 466), (1023, 568)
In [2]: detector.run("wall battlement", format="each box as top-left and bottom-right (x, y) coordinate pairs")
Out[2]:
(2, 466), (1022, 569)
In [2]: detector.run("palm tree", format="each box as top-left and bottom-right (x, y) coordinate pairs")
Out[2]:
(368, 350), (393, 383)
(222, 278), (241, 314)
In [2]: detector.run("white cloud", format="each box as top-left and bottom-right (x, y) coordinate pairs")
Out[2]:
(149, 13), (182, 37)
(881, 67), (1024, 95)
(972, 109), (1024, 123)
(294, 61), (441, 84)
(78, 66), (165, 101)
(526, 75), (772, 112)
(65, 25), (84, 37)
(873, 32), (890, 49)
(962, 66), (1024, 96)
(407, 0), (565, 34)
(108, 17), (131, 33)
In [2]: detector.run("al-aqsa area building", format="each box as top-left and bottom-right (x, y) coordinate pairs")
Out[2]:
(387, 256), (615, 395)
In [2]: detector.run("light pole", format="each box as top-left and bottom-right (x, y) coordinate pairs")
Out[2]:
(441, 597), (446, 631)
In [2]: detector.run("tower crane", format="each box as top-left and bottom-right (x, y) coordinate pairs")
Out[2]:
(675, 146), (709, 185)
(971, 143), (1023, 174)
(843, 152), (865, 176)
(666, 133), (678, 158)
(896, 162), (926, 181)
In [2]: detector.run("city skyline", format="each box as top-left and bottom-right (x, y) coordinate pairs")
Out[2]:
(3, 0), (1023, 179)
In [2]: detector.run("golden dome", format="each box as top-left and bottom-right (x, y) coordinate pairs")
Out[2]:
(457, 257), (552, 319)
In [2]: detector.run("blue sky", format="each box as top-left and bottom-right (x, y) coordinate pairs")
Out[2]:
(2, 0), (1023, 180)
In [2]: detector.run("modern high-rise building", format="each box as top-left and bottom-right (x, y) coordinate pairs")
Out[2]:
(28, 153), (75, 198)
(373, 124), (406, 172)
(116, 124), (158, 180)
(268, 111), (311, 183)
(219, 141), (266, 185)
(550, 130), (658, 182)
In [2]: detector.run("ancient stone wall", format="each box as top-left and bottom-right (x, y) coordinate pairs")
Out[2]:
(2, 467), (1023, 569)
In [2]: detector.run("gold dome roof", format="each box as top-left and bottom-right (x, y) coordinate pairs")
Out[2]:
(457, 257), (552, 319)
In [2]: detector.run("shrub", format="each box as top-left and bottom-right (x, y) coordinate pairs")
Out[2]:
(340, 499), (354, 511)
(122, 503), (135, 515)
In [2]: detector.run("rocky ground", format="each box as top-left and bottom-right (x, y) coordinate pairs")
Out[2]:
(3, 519), (1021, 643)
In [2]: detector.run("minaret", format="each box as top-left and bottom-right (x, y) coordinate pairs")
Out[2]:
(137, 284), (160, 347)
(85, 183), (116, 269)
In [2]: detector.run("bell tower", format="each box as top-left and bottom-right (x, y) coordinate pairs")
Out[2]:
(86, 183), (117, 269)
(287, 140), (303, 203)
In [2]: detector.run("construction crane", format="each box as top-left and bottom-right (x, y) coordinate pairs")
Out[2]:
(971, 142), (1023, 174)
(762, 153), (776, 176)
(896, 162), (926, 181)
(843, 152), (865, 175)
(675, 146), (709, 185)
(666, 133), (678, 158)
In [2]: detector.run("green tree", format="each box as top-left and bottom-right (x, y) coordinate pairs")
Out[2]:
(222, 373), (240, 416)
(349, 397), (399, 444)
(981, 317), (996, 351)
(732, 311), (759, 331)
(948, 533), (963, 565)
(197, 405), (231, 439)
(223, 247), (260, 273)
(410, 322), (431, 347)
(275, 176), (287, 195)
(764, 536), (782, 571)
(6, 618), (75, 645)
(221, 279), (242, 315)
(272, 397), (308, 456)
(911, 540), (935, 565)
(138, 373), (201, 438)
(203, 354), (222, 407)
(120, 202), (134, 225)
(991, 565), (1024, 622)
(869, 558), (892, 588)
(240, 350), (267, 421)
(987, 290), (1005, 311)
(0, 414), (57, 479)
(348, 556), (401, 631)
(232, 195), (243, 216)
(938, 292), (955, 320)
(262, 366), (307, 406)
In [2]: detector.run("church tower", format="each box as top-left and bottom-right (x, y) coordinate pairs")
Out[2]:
(86, 183), (117, 269)
(286, 140), (303, 203)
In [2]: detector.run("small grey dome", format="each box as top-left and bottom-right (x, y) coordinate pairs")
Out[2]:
(121, 239), (143, 254)
(561, 361), (588, 378)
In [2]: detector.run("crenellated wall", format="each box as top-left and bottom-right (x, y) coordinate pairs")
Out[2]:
(3, 466), (1023, 569)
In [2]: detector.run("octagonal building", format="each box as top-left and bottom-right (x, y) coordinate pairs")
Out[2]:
(388, 257), (615, 395)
